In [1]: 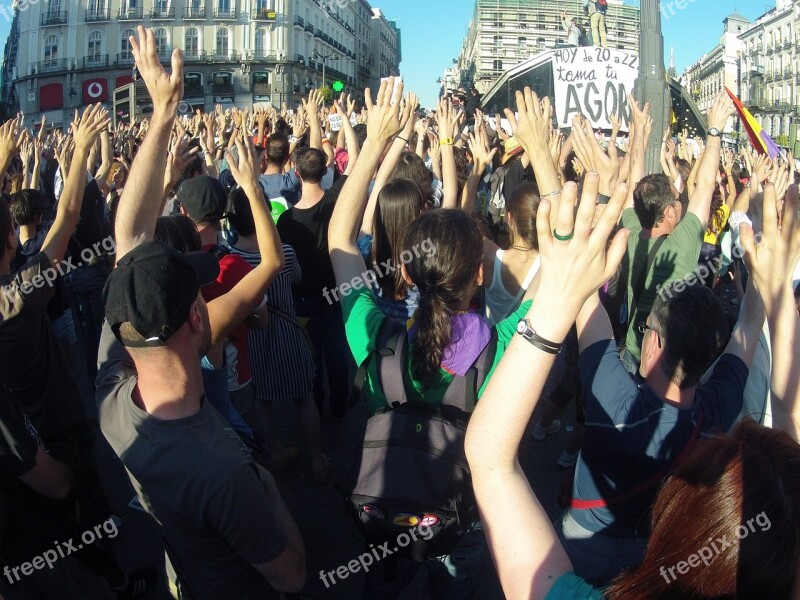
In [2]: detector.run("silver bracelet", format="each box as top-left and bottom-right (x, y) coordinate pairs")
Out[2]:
(540, 189), (562, 199)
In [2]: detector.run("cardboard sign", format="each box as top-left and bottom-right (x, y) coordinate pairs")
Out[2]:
(328, 114), (343, 132)
(553, 47), (638, 131)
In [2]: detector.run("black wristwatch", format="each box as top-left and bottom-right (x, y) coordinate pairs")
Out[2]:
(707, 127), (721, 137)
(516, 319), (563, 354)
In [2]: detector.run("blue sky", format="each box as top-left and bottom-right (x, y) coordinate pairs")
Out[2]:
(0, 0), (770, 108)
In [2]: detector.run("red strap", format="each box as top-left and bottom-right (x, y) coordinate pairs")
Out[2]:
(570, 410), (705, 510)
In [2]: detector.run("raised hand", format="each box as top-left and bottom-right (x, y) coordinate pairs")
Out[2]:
(72, 104), (111, 154)
(436, 97), (462, 141)
(225, 130), (263, 190)
(365, 77), (405, 145)
(571, 115), (620, 196)
(467, 125), (497, 172)
(504, 87), (552, 158)
(129, 25), (183, 113)
(706, 91), (735, 133)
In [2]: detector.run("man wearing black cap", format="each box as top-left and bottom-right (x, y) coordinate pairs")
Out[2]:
(96, 27), (305, 598)
(176, 173), (271, 444)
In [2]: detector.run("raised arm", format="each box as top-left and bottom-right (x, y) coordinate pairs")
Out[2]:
(740, 183), (800, 440)
(465, 174), (630, 599)
(336, 94), (360, 175)
(329, 79), (406, 287)
(304, 89), (324, 152)
(207, 134), (284, 344)
(436, 98), (461, 209)
(360, 92), (418, 237)
(114, 25), (183, 259)
(462, 123), (496, 213)
(505, 88), (561, 199)
(40, 104), (110, 264)
(622, 94), (651, 211)
(686, 92), (734, 227)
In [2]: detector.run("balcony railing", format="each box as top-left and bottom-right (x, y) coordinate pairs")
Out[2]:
(151, 6), (176, 19)
(183, 5), (205, 18)
(183, 49), (204, 62)
(766, 44), (774, 55)
(118, 7), (144, 19)
(213, 6), (236, 19)
(183, 84), (204, 97)
(157, 50), (173, 62)
(83, 54), (109, 68)
(116, 52), (135, 65)
(212, 50), (240, 61)
(252, 7), (277, 21)
(34, 58), (69, 74)
(211, 83), (234, 94)
(784, 39), (792, 50)
(252, 50), (278, 61)
(85, 8), (111, 21)
(295, 53), (305, 65)
(294, 15), (304, 27)
(305, 23), (314, 34)
(41, 11), (68, 26)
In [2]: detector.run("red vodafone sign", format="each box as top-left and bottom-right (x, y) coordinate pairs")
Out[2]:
(82, 78), (108, 104)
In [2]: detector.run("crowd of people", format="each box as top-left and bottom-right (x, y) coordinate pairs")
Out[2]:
(0, 23), (799, 600)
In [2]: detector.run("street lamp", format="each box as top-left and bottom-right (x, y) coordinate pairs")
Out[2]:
(634, 0), (671, 175)
(312, 49), (339, 92)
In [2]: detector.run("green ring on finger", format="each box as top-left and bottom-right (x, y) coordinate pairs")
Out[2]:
(553, 229), (575, 242)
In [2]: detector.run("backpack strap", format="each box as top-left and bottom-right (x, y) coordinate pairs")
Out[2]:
(570, 409), (705, 510)
(348, 318), (407, 410)
(440, 327), (499, 413)
(628, 235), (666, 329)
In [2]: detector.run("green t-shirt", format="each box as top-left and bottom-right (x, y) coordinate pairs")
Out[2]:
(341, 285), (532, 414)
(545, 572), (604, 599)
(621, 208), (703, 361)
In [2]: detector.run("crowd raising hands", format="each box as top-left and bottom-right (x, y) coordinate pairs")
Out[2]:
(0, 24), (798, 600)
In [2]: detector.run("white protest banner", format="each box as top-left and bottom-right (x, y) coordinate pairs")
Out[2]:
(328, 114), (343, 131)
(553, 47), (639, 131)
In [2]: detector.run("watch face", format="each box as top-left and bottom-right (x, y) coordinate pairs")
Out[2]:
(709, 128), (720, 136)
(516, 320), (527, 334)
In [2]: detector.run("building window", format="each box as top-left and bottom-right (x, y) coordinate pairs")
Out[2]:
(493, 59), (502, 72)
(121, 28), (135, 59)
(87, 32), (102, 63)
(185, 27), (199, 57)
(87, 0), (106, 17)
(216, 28), (229, 57)
(218, 0), (230, 14)
(255, 29), (267, 57)
(44, 35), (59, 66)
(154, 28), (168, 56)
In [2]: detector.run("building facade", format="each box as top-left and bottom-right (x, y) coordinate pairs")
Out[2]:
(680, 12), (749, 138)
(738, 0), (798, 148)
(369, 7), (400, 90)
(456, 0), (640, 95)
(1, 0), (401, 126)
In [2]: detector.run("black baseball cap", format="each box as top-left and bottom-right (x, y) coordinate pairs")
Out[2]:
(103, 241), (219, 347)
(177, 176), (228, 224)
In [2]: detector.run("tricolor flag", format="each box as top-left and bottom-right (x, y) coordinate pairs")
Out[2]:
(724, 87), (780, 158)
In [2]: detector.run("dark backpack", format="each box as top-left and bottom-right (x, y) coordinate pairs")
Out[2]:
(347, 317), (497, 560)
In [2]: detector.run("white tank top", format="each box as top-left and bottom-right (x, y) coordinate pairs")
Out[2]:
(484, 249), (540, 327)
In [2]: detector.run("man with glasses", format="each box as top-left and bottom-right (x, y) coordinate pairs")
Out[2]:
(618, 93), (734, 376)
(559, 266), (764, 585)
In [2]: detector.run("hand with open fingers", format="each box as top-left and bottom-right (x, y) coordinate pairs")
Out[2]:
(428, 133), (440, 163)
(225, 135), (261, 189)
(304, 89), (323, 115)
(754, 154), (773, 186)
(73, 104), (111, 153)
(504, 87), (552, 158)
(535, 174), (630, 309)
(166, 131), (200, 186)
(770, 160), (790, 202)
(740, 183), (800, 306)
(467, 126), (497, 172)
(627, 94), (651, 132)
(571, 115), (620, 196)
(707, 92), (735, 132)
(0, 119), (23, 160)
(398, 91), (419, 137)
(346, 94), (356, 117)
(365, 77), (405, 144)
(129, 25), (183, 112)
(436, 97), (461, 141)
(549, 128), (563, 166)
